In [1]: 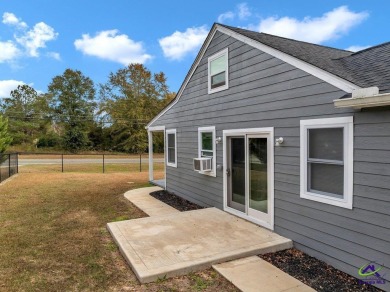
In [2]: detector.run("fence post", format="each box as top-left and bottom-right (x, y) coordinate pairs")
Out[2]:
(8, 153), (11, 178)
(139, 154), (141, 172)
(103, 154), (105, 173)
(62, 154), (64, 173)
(0, 154), (2, 183)
(16, 153), (19, 174)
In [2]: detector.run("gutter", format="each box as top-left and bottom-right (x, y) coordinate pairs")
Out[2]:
(334, 87), (390, 109)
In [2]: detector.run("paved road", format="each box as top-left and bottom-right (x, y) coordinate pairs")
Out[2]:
(18, 158), (164, 165)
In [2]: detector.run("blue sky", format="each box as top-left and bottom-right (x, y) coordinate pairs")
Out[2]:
(0, 1), (389, 98)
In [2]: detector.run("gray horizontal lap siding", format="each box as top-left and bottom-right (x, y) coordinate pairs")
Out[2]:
(150, 31), (390, 289)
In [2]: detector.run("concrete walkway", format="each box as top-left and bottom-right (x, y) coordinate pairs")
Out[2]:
(124, 186), (178, 217)
(213, 256), (315, 292)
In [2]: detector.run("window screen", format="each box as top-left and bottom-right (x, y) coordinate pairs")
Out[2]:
(167, 133), (176, 164)
(201, 132), (213, 157)
(309, 128), (343, 161)
(210, 55), (226, 89)
(307, 127), (344, 198)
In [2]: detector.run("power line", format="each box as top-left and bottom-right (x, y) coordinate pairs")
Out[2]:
(2, 112), (150, 121)
(4, 115), (148, 124)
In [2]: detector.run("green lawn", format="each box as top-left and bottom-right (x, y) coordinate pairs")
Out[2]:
(0, 172), (238, 291)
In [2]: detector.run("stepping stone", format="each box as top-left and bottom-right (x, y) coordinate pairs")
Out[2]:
(213, 256), (315, 292)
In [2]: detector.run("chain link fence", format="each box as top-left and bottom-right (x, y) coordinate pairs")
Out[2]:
(0, 153), (18, 183)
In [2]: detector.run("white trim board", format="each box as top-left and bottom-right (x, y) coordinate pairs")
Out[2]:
(148, 126), (165, 132)
(147, 24), (360, 128)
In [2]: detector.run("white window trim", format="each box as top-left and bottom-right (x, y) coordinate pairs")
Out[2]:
(197, 126), (216, 177)
(166, 129), (177, 168)
(208, 48), (229, 94)
(300, 117), (354, 209)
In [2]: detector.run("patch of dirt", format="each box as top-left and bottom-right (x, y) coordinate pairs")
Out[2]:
(61, 209), (97, 224)
(259, 248), (383, 292)
(150, 190), (204, 211)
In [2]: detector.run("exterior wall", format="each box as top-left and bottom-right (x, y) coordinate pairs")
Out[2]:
(150, 31), (390, 290)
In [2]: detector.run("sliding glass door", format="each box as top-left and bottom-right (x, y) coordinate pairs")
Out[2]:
(225, 129), (273, 229)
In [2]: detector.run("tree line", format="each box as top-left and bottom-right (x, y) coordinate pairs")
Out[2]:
(0, 64), (174, 153)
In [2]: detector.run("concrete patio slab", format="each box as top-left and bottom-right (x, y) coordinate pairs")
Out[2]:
(213, 256), (315, 292)
(107, 208), (292, 283)
(124, 186), (179, 217)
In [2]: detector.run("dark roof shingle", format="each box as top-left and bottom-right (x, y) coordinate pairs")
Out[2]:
(220, 24), (390, 92)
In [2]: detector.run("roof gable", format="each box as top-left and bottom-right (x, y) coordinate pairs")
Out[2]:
(220, 24), (390, 94)
(147, 24), (365, 128)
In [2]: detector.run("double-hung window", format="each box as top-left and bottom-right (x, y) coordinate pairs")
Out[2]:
(208, 48), (229, 94)
(166, 129), (177, 167)
(300, 117), (353, 209)
(198, 126), (216, 176)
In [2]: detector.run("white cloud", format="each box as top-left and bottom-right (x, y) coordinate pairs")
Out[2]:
(217, 3), (252, 23)
(1, 12), (58, 61)
(0, 41), (20, 63)
(251, 6), (368, 44)
(346, 45), (370, 52)
(238, 3), (251, 20)
(218, 11), (235, 23)
(15, 22), (58, 57)
(159, 26), (208, 60)
(2, 12), (27, 28)
(0, 80), (26, 98)
(46, 52), (61, 61)
(74, 30), (152, 65)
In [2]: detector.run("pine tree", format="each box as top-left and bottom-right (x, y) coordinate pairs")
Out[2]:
(48, 69), (96, 152)
(0, 115), (12, 153)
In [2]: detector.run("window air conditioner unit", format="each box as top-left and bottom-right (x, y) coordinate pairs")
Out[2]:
(193, 157), (212, 172)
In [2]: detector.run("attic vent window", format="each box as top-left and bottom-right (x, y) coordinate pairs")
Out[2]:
(208, 48), (229, 94)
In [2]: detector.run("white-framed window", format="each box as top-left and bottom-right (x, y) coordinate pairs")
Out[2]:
(208, 48), (229, 94)
(198, 126), (216, 177)
(166, 129), (177, 168)
(300, 117), (353, 209)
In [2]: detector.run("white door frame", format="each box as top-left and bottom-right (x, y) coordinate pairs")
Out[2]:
(148, 126), (166, 189)
(223, 127), (274, 230)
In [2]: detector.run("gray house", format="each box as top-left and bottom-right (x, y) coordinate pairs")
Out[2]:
(147, 23), (390, 290)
